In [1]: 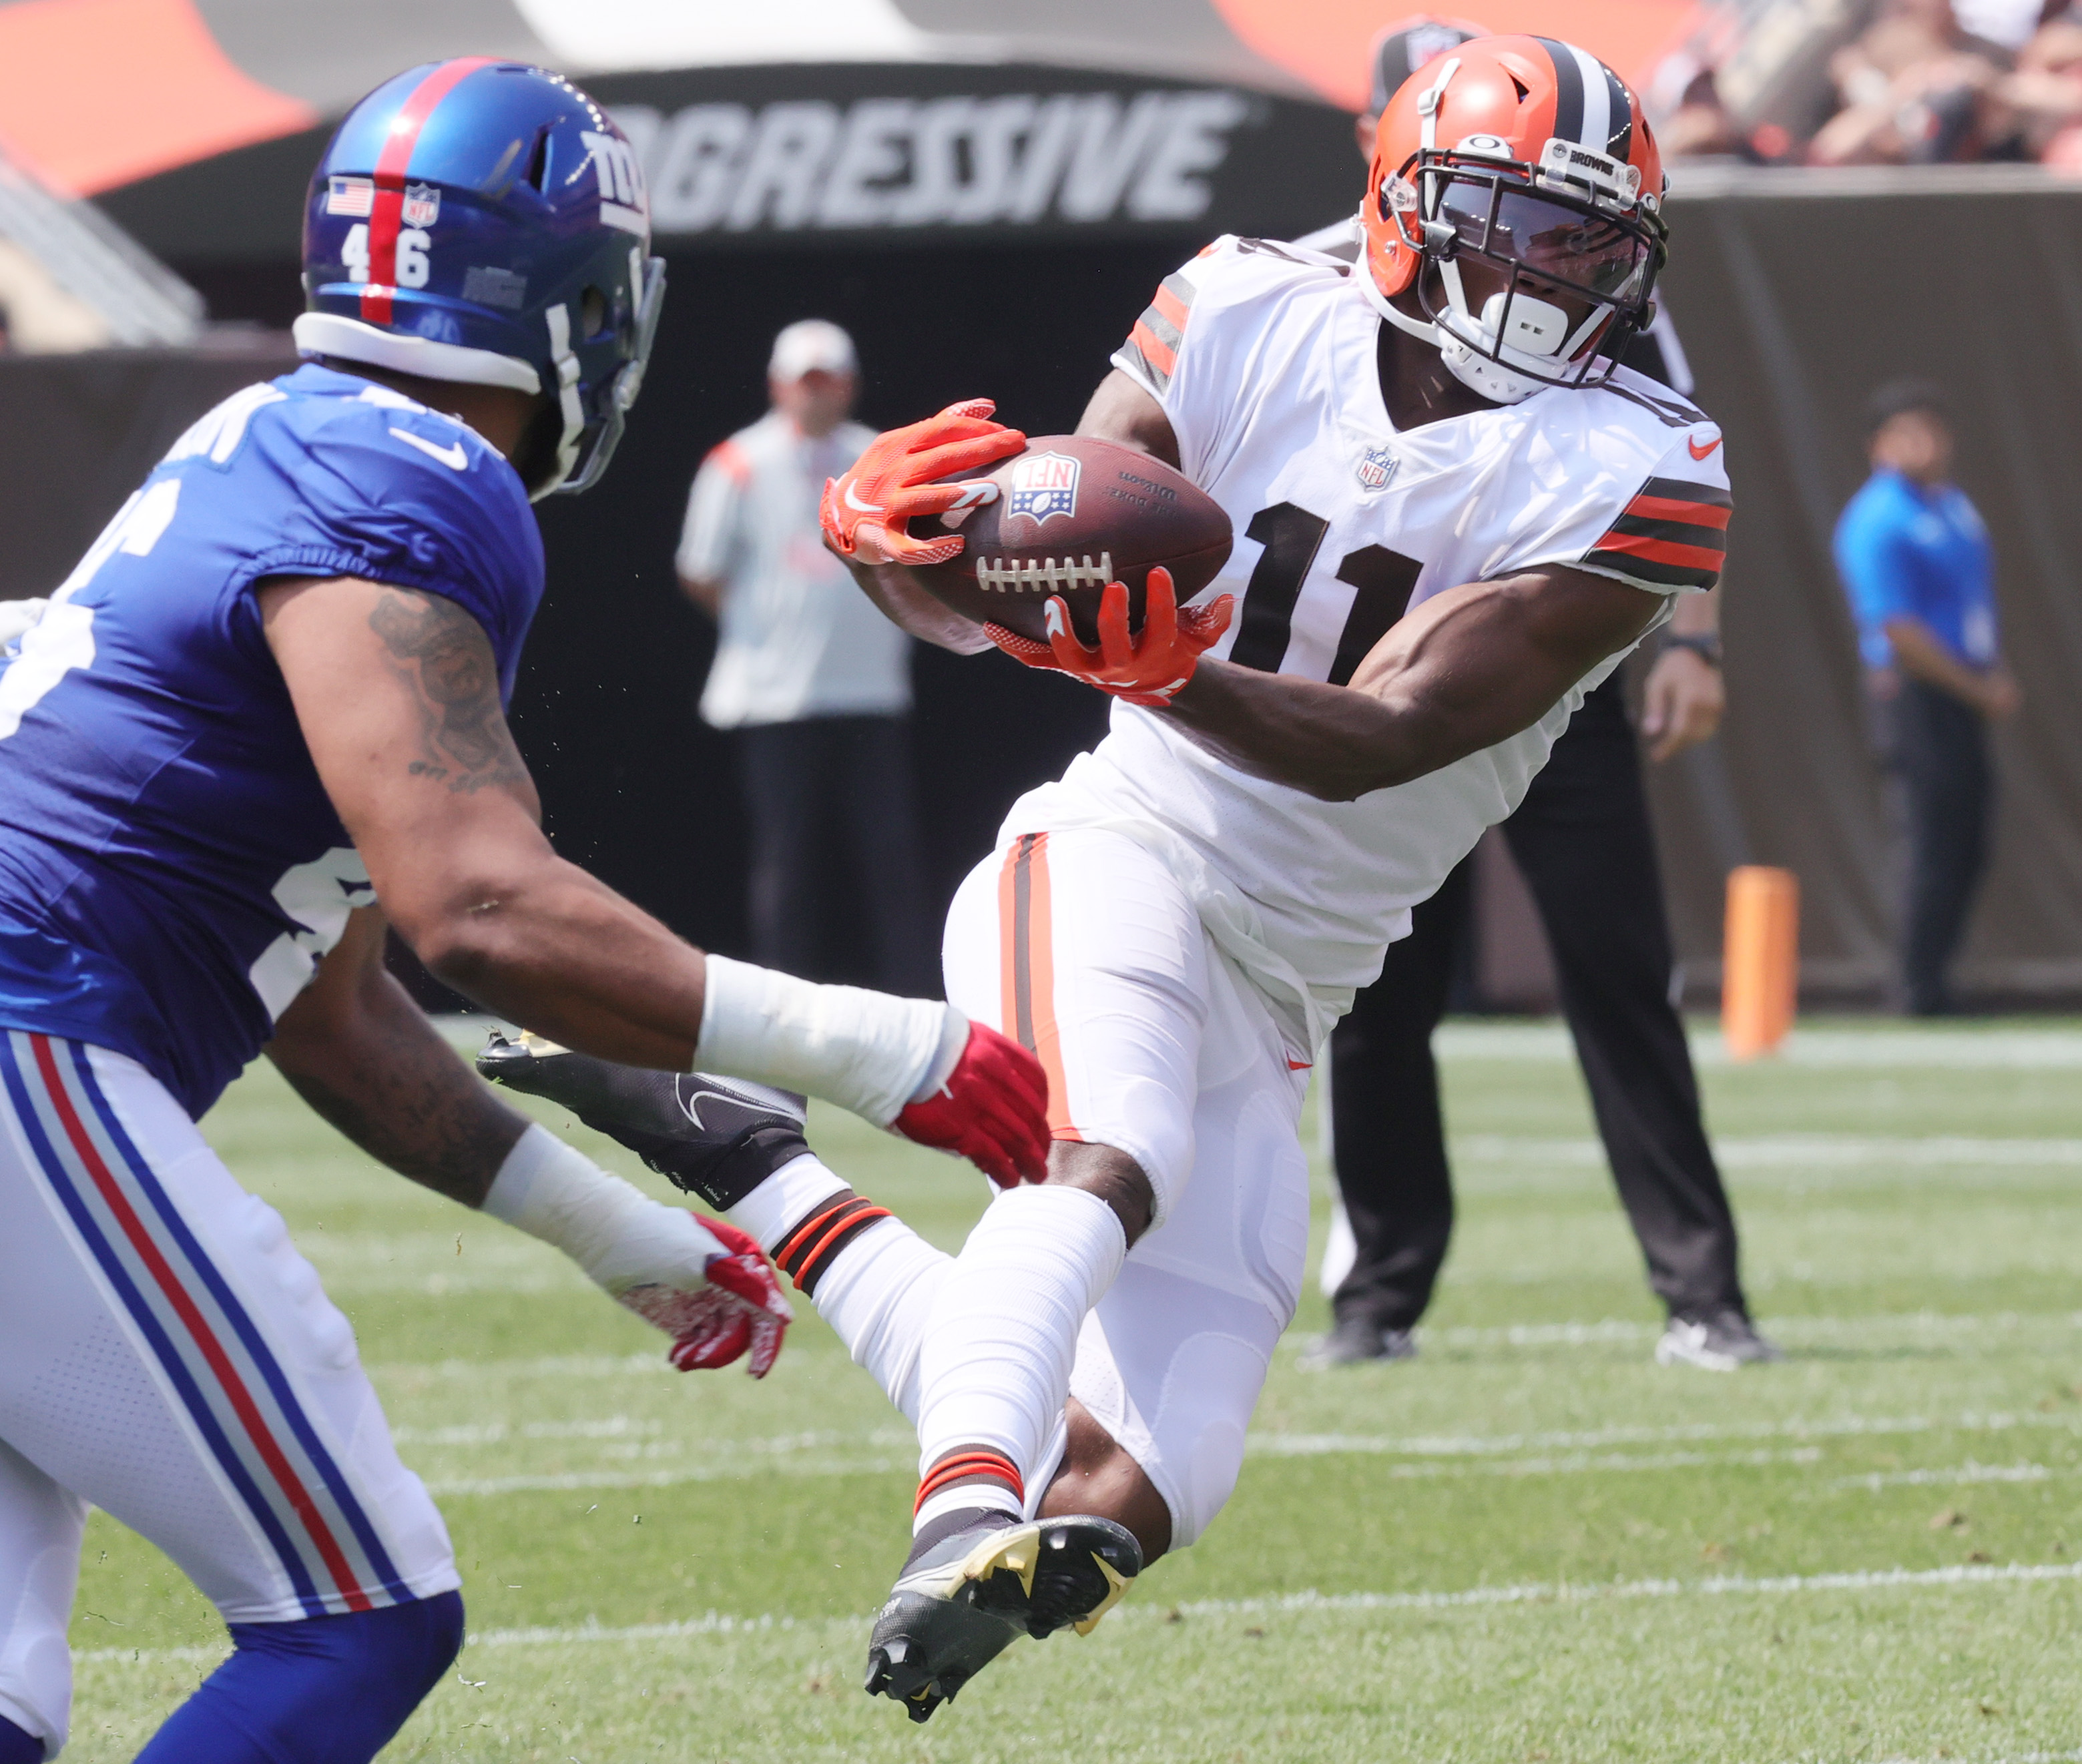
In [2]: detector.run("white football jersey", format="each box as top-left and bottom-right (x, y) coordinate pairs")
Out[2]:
(1003, 234), (1732, 1040)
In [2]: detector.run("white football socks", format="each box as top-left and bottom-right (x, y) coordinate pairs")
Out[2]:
(910, 1183), (1127, 1530)
(724, 1153), (951, 1423)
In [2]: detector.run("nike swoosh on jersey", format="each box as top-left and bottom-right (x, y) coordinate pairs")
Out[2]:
(1687, 432), (1722, 461)
(388, 427), (469, 471)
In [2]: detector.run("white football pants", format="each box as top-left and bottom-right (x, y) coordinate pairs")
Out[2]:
(0, 1033), (458, 1755)
(941, 829), (1312, 1546)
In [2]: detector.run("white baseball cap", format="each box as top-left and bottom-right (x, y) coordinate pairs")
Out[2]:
(769, 318), (858, 381)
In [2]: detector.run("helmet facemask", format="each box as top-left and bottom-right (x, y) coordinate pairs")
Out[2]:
(539, 248), (668, 499)
(1384, 136), (1666, 404)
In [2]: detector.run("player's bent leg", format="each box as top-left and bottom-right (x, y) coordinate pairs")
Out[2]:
(0, 1435), (87, 1761)
(1041, 1398), (1174, 1560)
(0, 1035), (460, 1759)
(133, 1591), (463, 1764)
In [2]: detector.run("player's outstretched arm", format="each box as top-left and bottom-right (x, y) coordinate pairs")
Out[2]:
(1164, 567), (1665, 801)
(269, 904), (792, 1375)
(259, 574), (1050, 1181)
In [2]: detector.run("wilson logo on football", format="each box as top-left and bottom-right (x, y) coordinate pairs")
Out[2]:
(1006, 453), (1081, 524)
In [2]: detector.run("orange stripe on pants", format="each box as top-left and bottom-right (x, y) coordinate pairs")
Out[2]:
(997, 833), (1082, 1141)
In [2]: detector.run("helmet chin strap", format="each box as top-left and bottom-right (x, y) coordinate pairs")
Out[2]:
(533, 302), (589, 499)
(1356, 260), (1549, 404)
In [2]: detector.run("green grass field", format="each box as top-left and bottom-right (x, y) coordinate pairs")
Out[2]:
(60, 1019), (2082, 1763)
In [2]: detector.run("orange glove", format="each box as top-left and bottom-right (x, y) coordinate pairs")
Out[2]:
(820, 398), (1027, 567)
(989, 568), (1234, 707)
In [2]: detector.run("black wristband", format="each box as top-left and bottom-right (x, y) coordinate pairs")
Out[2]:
(1662, 632), (1722, 668)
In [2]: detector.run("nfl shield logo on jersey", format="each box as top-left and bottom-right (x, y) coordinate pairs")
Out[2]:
(1356, 444), (1397, 491)
(1007, 453), (1080, 524)
(401, 184), (441, 228)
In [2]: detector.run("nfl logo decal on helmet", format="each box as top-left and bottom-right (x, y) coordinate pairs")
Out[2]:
(1006, 453), (1081, 525)
(296, 58), (668, 497)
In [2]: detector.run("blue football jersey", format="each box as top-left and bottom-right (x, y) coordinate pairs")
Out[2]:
(0, 364), (543, 1118)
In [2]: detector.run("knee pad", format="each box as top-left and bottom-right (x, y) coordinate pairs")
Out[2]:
(136, 1590), (465, 1764)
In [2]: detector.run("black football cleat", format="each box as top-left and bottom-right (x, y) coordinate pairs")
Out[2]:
(863, 1513), (1141, 1723)
(475, 1031), (809, 1211)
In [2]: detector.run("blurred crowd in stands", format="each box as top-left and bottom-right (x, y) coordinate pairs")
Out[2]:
(1660, 0), (2082, 168)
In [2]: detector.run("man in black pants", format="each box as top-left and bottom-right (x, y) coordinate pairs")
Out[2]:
(1832, 382), (2019, 1014)
(1301, 17), (1772, 1371)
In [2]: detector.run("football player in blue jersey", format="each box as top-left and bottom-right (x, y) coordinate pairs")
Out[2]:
(0, 59), (1047, 1764)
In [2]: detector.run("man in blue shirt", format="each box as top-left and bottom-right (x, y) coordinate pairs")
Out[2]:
(1834, 380), (2019, 1013)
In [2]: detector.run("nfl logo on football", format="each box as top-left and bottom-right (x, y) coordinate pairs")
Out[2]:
(1356, 444), (1396, 491)
(401, 184), (441, 228)
(1007, 453), (1080, 524)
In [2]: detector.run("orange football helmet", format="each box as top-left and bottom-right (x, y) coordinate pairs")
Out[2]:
(1360, 34), (1666, 402)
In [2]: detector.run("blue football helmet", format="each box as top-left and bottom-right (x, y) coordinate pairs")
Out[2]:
(296, 59), (666, 497)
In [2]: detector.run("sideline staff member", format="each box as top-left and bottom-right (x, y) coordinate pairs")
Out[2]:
(678, 320), (935, 994)
(1304, 18), (1773, 1374)
(1834, 380), (2017, 1015)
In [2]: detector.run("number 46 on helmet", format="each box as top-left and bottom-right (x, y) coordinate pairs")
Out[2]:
(297, 58), (667, 498)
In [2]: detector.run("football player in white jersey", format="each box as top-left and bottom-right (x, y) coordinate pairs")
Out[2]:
(499, 31), (1733, 1726)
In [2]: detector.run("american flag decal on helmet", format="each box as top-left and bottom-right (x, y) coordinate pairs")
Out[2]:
(1584, 477), (1730, 591)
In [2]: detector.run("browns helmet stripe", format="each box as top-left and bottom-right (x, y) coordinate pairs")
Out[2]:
(1599, 63), (1635, 160)
(1533, 37), (1585, 144)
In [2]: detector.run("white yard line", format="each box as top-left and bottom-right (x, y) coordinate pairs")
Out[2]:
(393, 1408), (2082, 1487)
(1833, 1460), (2062, 1490)
(1434, 1022), (2082, 1068)
(366, 1308), (2082, 1386)
(77, 1558), (2082, 1668)
(1453, 1135), (2082, 1168)
(1250, 1409), (2082, 1459)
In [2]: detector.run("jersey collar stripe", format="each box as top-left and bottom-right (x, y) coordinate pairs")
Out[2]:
(57, 1035), (417, 1604)
(360, 56), (499, 328)
(1533, 37), (1587, 145)
(0, 1033), (332, 1619)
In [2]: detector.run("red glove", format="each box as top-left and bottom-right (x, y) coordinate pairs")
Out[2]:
(989, 568), (1234, 707)
(820, 399), (1027, 567)
(619, 1215), (791, 1378)
(894, 1020), (1052, 1189)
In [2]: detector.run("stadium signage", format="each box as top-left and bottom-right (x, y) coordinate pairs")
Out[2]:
(95, 65), (1355, 262)
(611, 90), (1256, 237)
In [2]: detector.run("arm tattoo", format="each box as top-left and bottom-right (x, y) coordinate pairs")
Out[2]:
(282, 1063), (525, 1209)
(368, 589), (528, 794)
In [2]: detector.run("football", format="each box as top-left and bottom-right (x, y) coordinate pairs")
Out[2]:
(912, 434), (1232, 644)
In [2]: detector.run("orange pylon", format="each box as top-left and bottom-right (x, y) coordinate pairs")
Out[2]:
(1723, 866), (1799, 1060)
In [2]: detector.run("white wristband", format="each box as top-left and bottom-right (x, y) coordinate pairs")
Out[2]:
(696, 954), (961, 1127)
(482, 1123), (722, 1295)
